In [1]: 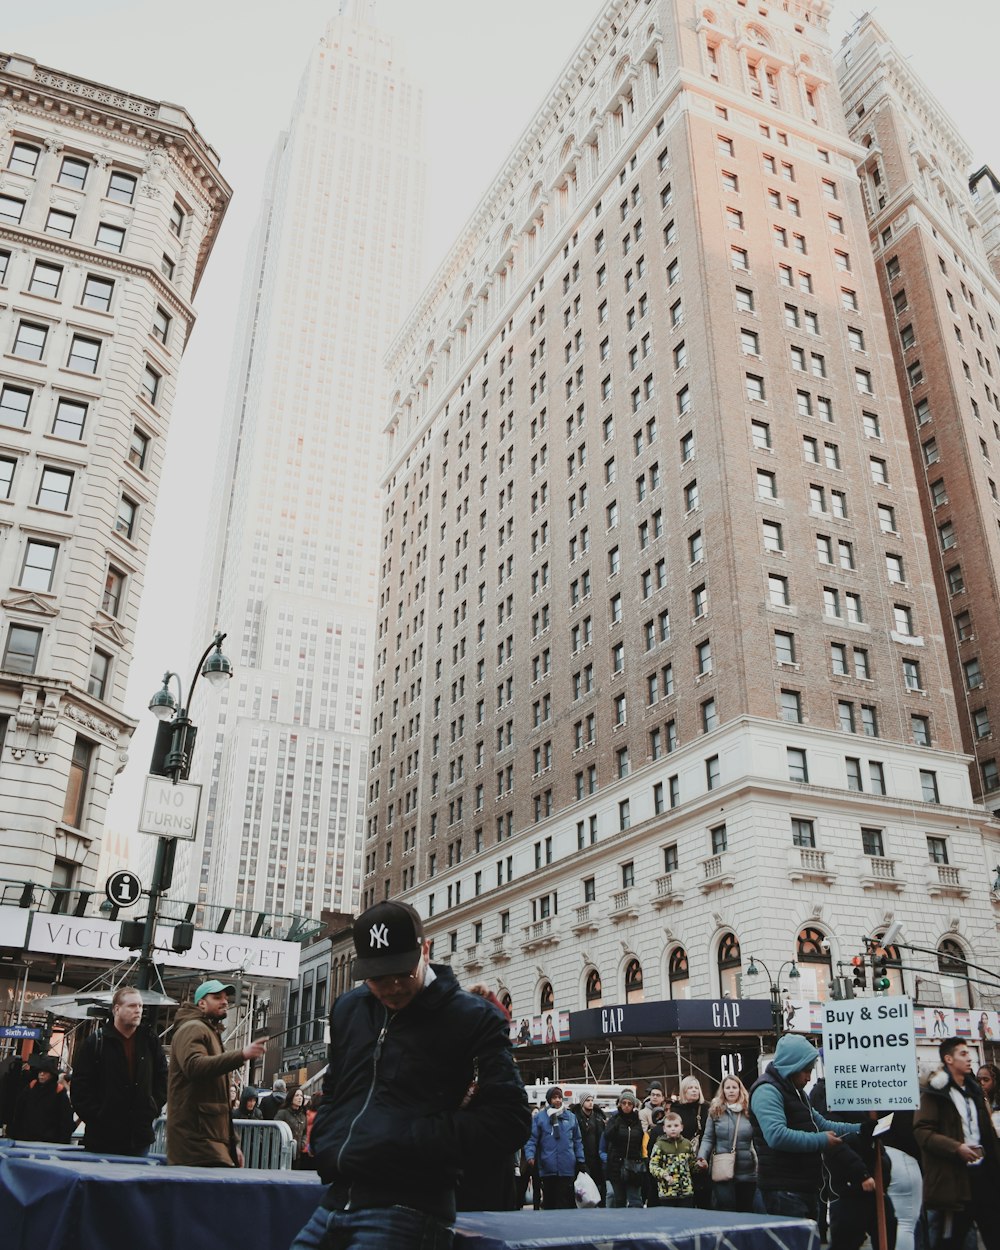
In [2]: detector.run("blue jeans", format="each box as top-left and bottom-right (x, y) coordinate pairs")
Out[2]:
(289, 1203), (454, 1250)
(754, 1189), (819, 1223)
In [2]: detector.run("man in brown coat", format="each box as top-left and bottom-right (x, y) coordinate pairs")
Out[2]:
(914, 1036), (1000, 1250)
(166, 980), (266, 1166)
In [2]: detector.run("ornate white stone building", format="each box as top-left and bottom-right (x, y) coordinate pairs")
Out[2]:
(0, 54), (229, 899)
(365, 0), (1000, 1057)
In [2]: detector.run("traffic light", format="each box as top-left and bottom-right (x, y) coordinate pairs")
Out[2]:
(851, 954), (867, 991)
(171, 922), (194, 954)
(119, 919), (145, 951)
(872, 947), (891, 993)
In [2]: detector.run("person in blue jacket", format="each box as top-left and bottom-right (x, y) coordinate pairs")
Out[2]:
(525, 1085), (585, 1209)
(749, 1033), (860, 1223)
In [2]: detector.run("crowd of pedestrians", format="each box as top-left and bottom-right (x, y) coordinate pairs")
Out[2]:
(516, 1032), (1000, 1250)
(1, 908), (999, 1250)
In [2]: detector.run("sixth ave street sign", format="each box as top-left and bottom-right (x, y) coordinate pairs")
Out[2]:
(138, 776), (202, 841)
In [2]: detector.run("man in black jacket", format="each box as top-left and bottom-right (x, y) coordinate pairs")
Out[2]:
(71, 986), (168, 1156)
(290, 901), (530, 1250)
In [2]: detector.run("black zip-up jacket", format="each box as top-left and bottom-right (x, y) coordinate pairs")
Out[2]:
(309, 963), (530, 1221)
(71, 1022), (168, 1155)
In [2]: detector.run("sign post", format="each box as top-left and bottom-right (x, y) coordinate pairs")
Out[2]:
(821, 995), (919, 1250)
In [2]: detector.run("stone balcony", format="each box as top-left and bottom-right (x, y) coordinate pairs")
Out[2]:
(786, 845), (836, 885)
(925, 863), (970, 899)
(698, 853), (735, 894)
(858, 855), (904, 892)
(571, 902), (600, 935)
(609, 888), (640, 923)
(650, 872), (684, 909)
(521, 916), (560, 954)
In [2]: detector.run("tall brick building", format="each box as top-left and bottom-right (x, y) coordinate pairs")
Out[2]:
(837, 18), (1000, 814)
(0, 55), (229, 895)
(357, 0), (999, 1029)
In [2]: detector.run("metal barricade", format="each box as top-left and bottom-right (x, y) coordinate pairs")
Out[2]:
(151, 1115), (295, 1169)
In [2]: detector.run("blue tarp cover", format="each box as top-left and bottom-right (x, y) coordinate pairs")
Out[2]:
(0, 1154), (817, 1250)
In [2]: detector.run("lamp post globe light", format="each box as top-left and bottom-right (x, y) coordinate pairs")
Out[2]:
(745, 956), (801, 1035)
(130, 632), (233, 990)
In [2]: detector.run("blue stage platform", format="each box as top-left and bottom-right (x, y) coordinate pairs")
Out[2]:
(0, 1153), (818, 1250)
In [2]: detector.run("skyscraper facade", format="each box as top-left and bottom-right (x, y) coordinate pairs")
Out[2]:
(837, 18), (1000, 814)
(179, 10), (425, 922)
(367, 0), (996, 1022)
(0, 54), (229, 894)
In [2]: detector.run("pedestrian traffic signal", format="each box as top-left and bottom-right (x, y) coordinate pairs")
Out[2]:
(119, 919), (145, 951)
(872, 947), (891, 992)
(851, 954), (867, 990)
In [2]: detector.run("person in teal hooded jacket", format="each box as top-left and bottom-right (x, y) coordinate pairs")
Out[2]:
(749, 1033), (860, 1222)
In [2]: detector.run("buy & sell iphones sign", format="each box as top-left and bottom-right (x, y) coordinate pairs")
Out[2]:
(821, 995), (920, 1111)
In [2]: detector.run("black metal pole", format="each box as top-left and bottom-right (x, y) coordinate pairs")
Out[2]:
(134, 634), (227, 993)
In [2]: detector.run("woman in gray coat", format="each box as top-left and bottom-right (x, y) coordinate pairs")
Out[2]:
(698, 1076), (757, 1211)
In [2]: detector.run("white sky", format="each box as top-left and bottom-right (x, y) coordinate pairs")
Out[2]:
(6, 1), (994, 853)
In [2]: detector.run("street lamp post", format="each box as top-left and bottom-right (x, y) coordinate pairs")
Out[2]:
(745, 956), (801, 1034)
(133, 632), (233, 991)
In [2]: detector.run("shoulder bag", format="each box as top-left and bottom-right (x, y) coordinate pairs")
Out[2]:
(710, 1111), (740, 1183)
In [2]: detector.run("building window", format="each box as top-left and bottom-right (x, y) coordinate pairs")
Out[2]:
(788, 747), (808, 782)
(88, 649), (112, 700)
(791, 817), (815, 848)
(36, 467), (73, 511)
(717, 932), (742, 998)
(624, 958), (644, 1004)
(0, 194), (26, 225)
(152, 306), (172, 346)
(920, 770), (939, 803)
(8, 141), (41, 175)
(115, 495), (138, 540)
(706, 754), (720, 788)
(926, 835), (948, 865)
(45, 209), (76, 239)
(82, 275), (115, 312)
(102, 566), (126, 616)
(170, 202), (186, 237)
(3, 624), (42, 674)
(62, 735), (94, 827)
(128, 427), (151, 471)
(141, 365), (161, 406)
(710, 822), (727, 854)
(107, 170), (137, 204)
(67, 335), (101, 374)
(95, 223), (126, 254)
(796, 927), (832, 1001)
(0, 384), (32, 429)
(58, 156), (89, 189)
(28, 261), (62, 298)
(52, 397), (88, 440)
(668, 947), (690, 1000)
(13, 321), (48, 361)
(20, 540), (58, 592)
(585, 969), (602, 1007)
(937, 939), (971, 1010)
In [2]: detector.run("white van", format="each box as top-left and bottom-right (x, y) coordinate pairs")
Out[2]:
(523, 1081), (636, 1111)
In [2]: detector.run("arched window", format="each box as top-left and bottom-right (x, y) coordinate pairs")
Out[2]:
(539, 980), (554, 1012)
(668, 947), (690, 1000)
(938, 939), (972, 1009)
(625, 958), (644, 1004)
(499, 991), (512, 1014)
(796, 926), (832, 1000)
(585, 969), (603, 1008)
(717, 931), (742, 998)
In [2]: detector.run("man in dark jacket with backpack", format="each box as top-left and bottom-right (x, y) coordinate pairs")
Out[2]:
(71, 986), (168, 1156)
(292, 901), (530, 1250)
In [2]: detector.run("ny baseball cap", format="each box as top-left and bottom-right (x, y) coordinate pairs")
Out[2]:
(194, 979), (236, 1005)
(352, 900), (425, 980)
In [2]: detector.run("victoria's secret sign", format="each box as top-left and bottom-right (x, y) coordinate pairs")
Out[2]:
(569, 998), (773, 1041)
